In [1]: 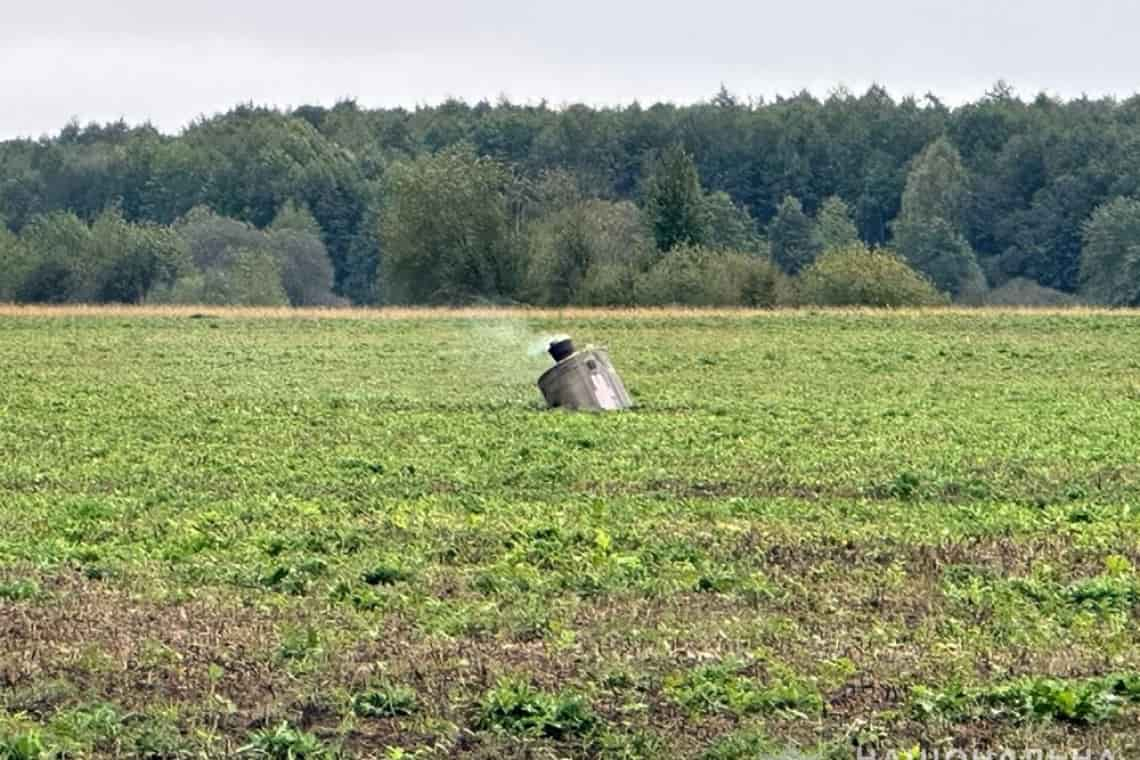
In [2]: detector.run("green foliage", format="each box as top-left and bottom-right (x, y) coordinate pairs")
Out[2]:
(271, 200), (323, 237)
(271, 231), (338, 306)
(200, 247), (288, 307)
(8, 90), (1140, 301)
(381, 144), (520, 303)
(796, 244), (946, 307)
(634, 245), (782, 306)
(240, 722), (328, 759)
(0, 579), (41, 601)
(700, 191), (762, 253)
(524, 200), (654, 305)
(900, 137), (969, 227)
(7, 312), (1140, 753)
(351, 683), (418, 718)
(155, 207), (329, 306)
(0, 226), (31, 302)
(983, 277), (1077, 307)
(911, 673), (1140, 725)
(475, 678), (597, 738)
(768, 196), (820, 275)
(643, 144), (706, 252)
(277, 625), (322, 661)
(15, 212), (92, 302)
(893, 216), (984, 298)
(0, 730), (51, 760)
(666, 661), (823, 718)
(1080, 196), (1140, 306)
(893, 137), (983, 299)
(701, 727), (777, 760)
(361, 565), (413, 586)
(88, 209), (188, 303)
(814, 196), (860, 252)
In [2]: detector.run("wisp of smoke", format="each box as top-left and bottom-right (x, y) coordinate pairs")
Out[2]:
(468, 321), (571, 399)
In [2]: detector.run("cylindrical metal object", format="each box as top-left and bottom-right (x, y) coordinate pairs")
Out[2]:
(537, 339), (633, 411)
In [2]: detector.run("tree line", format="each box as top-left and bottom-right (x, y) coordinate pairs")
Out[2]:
(3, 83), (1140, 307)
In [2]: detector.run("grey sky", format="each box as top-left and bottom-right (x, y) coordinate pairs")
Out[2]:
(2, 0), (1137, 140)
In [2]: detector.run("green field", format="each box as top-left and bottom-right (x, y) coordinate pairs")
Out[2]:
(2, 308), (1140, 759)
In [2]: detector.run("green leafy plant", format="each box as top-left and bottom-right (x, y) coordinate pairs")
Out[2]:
(475, 678), (597, 739)
(240, 722), (328, 759)
(0, 731), (51, 760)
(666, 661), (822, 718)
(351, 683), (418, 718)
(912, 672), (1140, 725)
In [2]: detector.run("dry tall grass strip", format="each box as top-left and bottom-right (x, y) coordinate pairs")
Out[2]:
(0, 303), (1135, 320)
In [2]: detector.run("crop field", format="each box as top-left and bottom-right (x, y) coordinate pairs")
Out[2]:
(3, 307), (1140, 759)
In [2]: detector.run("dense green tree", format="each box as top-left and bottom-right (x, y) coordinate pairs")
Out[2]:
(177, 207), (268, 272)
(1079, 197), (1140, 306)
(270, 200), (323, 236)
(380, 145), (520, 303)
(8, 88), (1140, 304)
(642, 144), (706, 252)
(814, 196), (860, 251)
(701, 191), (762, 252)
(768, 195), (820, 274)
(199, 247), (288, 306)
(89, 209), (187, 303)
(525, 200), (653, 305)
(894, 137), (984, 297)
(893, 217), (984, 298)
(0, 224), (30, 301)
(900, 137), (969, 226)
(17, 211), (93, 302)
(268, 202), (337, 306)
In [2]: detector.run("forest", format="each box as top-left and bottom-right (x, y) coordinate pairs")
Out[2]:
(3, 83), (1140, 307)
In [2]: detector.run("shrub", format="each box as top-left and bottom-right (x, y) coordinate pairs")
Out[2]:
(984, 277), (1077, 307)
(634, 245), (782, 306)
(796, 244), (947, 307)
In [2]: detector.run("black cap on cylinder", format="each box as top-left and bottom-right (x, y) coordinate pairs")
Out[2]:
(549, 338), (575, 362)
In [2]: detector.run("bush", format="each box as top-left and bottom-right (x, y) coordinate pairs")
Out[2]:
(634, 245), (782, 306)
(795, 244), (947, 307)
(577, 262), (640, 306)
(984, 277), (1077, 307)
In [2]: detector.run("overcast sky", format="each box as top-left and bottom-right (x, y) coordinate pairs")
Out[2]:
(2, 0), (1137, 140)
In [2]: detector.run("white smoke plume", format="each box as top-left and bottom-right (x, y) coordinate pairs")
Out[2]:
(468, 320), (571, 401)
